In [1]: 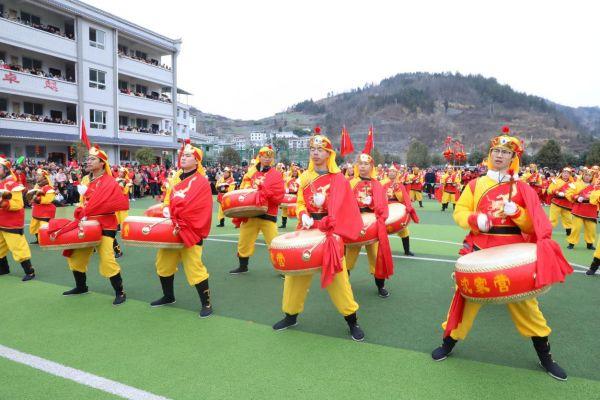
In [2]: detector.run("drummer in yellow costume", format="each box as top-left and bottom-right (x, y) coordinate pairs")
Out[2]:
(273, 131), (366, 341)
(345, 153), (392, 298)
(566, 168), (600, 250)
(230, 146), (285, 274)
(0, 155), (36, 281)
(279, 166), (300, 229)
(431, 126), (568, 381)
(152, 141), (214, 318)
(215, 167), (236, 227)
(547, 167), (574, 236)
(27, 168), (56, 244)
(113, 167), (132, 258)
(440, 165), (461, 211)
(406, 166), (424, 208)
(381, 165), (416, 256)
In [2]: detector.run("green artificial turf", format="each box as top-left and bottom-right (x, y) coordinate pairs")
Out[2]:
(0, 197), (598, 399)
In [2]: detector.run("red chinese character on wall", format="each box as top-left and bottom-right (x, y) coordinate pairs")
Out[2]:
(2, 72), (20, 84)
(44, 79), (58, 92)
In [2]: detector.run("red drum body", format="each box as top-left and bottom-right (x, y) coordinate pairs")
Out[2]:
(454, 243), (550, 304)
(144, 204), (164, 217)
(39, 220), (102, 250)
(269, 229), (344, 275)
(121, 216), (184, 249)
(281, 194), (297, 206)
(286, 203), (297, 218)
(221, 189), (268, 218)
(345, 203), (409, 246)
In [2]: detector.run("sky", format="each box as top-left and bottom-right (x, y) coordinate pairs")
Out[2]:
(85, 0), (600, 120)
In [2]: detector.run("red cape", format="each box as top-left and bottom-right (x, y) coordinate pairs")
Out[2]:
(169, 173), (212, 248)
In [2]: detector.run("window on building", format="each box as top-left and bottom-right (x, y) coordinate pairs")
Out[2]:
(21, 12), (41, 25)
(22, 57), (42, 70)
(0, 144), (9, 157)
(24, 102), (43, 115)
(151, 124), (159, 133)
(183, 111), (187, 119)
(134, 50), (147, 60)
(89, 109), (106, 129)
(0, 51), (6, 63)
(89, 68), (106, 90)
(66, 105), (76, 122)
(0, 98), (7, 111)
(118, 80), (128, 91)
(120, 150), (130, 161)
(26, 145), (46, 158)
(50, 110), (62, 120)
(119, 115), (128, 126)
(177, 109), (180, 117)
(136, 118), (148, 128)
(89, 27), (105, 49)
(135, 84), (147, 95)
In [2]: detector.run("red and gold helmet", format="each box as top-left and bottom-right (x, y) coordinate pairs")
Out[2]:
(178, 139), (205, 175)
(308, 126), (339, 173)
(487, 125), (524, 172)
(88, 145), (112, 175)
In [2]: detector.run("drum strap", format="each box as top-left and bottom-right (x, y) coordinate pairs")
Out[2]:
(485, 226), (522, 235)
(310, 213), (327, 221)
(359, 207), (372, 213)
(257, 214), (277, 223)
(32, 216), (51, 222)
(102, 230), (117, 238)
(0, 227), (24, 235)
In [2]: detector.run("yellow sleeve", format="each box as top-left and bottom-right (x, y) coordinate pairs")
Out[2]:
(40, 191), (56, 205)
(296, 172), (310, 216)
(511, 206), (534, 234)
(453, 183), (475, 230)
(590, 189), (600, 206)
(349, 177), (359, 189)
(8, 189), (24, 211)
(227, 183), (236, 192)
(565, 181), (583, 203)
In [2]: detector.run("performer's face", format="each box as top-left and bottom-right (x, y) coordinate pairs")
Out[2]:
(87, 155), (104, 173)
(583, 173), (593, 183)
(358, 160), (372, 178)
(489, 148), (513, 171)
(259, 154), (273, 167)
(310, 146), (329, 169)
(180, 153), (198, 171)
(561, 171), (571, 180)
(388, 170), (397, 179)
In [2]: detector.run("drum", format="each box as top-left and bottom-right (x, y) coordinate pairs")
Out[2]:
(121, 216), (184, 249)
(280, 194), (297, 206)
(345, 203), (409, 246)
(221, 189), (268, 218)
(286, 203), (298, 218)
(39, 220), (102, 250)
(144, 203), (164, 218)
(454, 243), (550, 304)
(269, 229), (344, 275)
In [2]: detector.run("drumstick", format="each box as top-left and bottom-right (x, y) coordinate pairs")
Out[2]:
(507, 169), (515, 202)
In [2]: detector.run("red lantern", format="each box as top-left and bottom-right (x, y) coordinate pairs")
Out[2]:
(35, 145), (41, 156)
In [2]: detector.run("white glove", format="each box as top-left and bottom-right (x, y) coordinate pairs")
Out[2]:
(77, 185), (87, 196)
(477, 213), (491, 232)
(557, 192), (565, 197)
(162, 207), (171, 218)
(313, 192), (325, 207)
(363, 195), (372, 206)
(578, 196), (585, 203)
(503, 201), (518, 216)
(301, 213), (314, 229)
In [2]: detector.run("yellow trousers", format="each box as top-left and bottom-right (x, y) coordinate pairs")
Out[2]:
(217, 204), (225, 221)
(0, 231), (31, 262)
(568, 216), (596, 246)
(281, 208), (288, 218)
(237, 217), (278, 257)
(398, 227), (409, 239)
(549, 204), (572, 229)
(29, 219), (48, 236)
(345, 243), (378, 274)
(441, 191), (456, 204)
(410, 190), (423, 202)
(282, 259), (359, 316)
(116, 211), (129, 226)
(442, 297), (551, 340)
(67, 235), (121, 278)
(155, 245), (209, 286)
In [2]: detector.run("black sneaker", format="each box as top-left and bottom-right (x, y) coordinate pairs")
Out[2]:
(586, 268), (598, 276)
(431, 337), (457, 361)
(115, 251), (123, 259)
(539, 361), (568, 381)
(113, 293), (126, 306)
(22, 273), (35, 282)
(404, 251), (415, 256)
(150, 296), (176, 307)
(567, 244), (574, 249)
(199, 305), (213, 318)
(587, 244), (596, 250)
(273, 314), (298, 331)
(349, 324), (365, 342)
(229, 266), (249, 274)
(62, 287), (89, 296)
(378, 287), (390, 298)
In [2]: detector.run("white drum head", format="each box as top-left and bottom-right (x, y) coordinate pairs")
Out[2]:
(456, 243), (537, 273)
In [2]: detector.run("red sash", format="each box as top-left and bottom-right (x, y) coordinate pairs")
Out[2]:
(571, 185), (598, 220)
(551, 182), (573, 209)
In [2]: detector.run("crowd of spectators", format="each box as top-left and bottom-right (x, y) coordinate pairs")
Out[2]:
(1, 59), (75, 83)
(117, 49), (171, 70)
(1, 12), (75, 40)
(118, 87), (172, 103)
(0, 111), (76, 125)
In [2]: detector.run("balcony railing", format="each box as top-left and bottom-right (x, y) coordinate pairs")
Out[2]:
(0, 17), (77, 60)
(0, 68), (78, 101)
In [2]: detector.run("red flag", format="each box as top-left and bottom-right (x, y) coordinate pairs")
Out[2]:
(340, 125), (354, 156)
(80, 116), (91, 150)
(363, 125), (374, 154)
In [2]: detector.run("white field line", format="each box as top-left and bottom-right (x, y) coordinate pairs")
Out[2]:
(0, 344), (171, 400)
